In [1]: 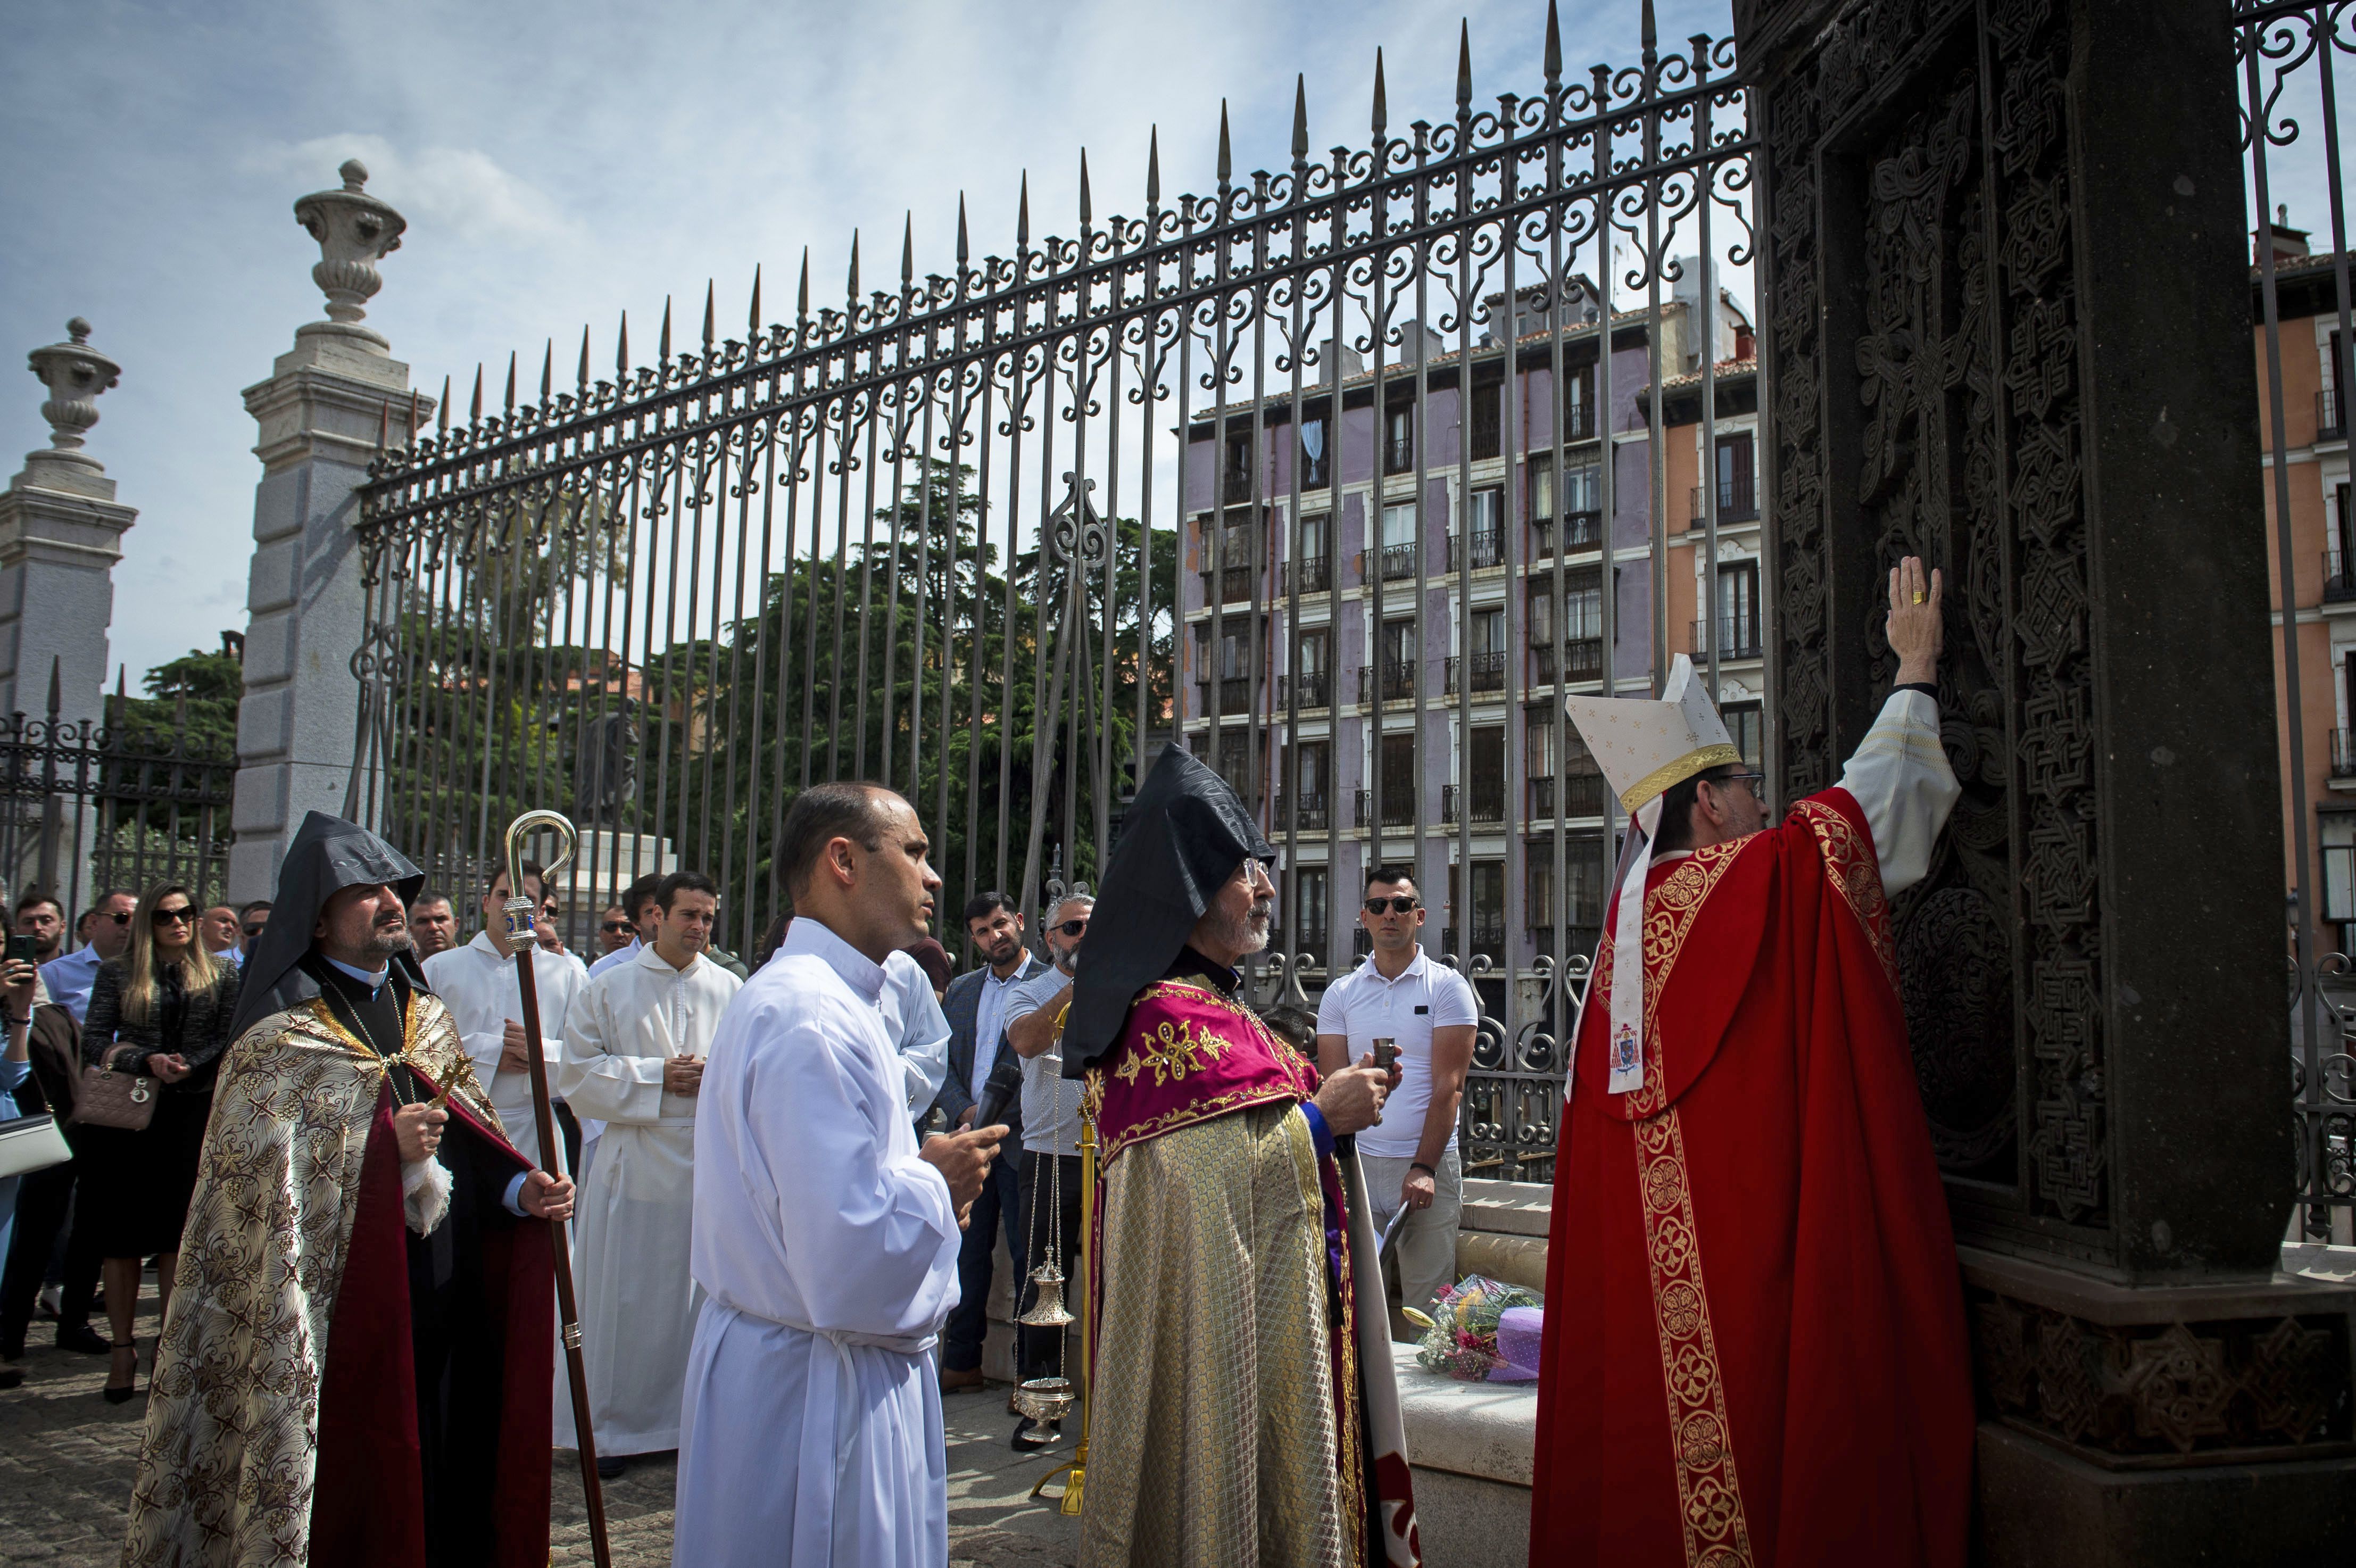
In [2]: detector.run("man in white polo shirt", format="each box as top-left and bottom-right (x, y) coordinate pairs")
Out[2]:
(1315, 865), (1479, 1318)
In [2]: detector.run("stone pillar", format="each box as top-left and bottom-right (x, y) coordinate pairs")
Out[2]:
(230, 160), (430, 901)
(0, 319), (135, 908)
(1741, 0), (2355, 1557)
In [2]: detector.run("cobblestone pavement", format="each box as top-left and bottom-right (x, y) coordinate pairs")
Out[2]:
(2, 1272), (1079, 1566)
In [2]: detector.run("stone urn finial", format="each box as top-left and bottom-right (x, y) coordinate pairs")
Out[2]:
(293, 158), (407, 351)
(24, 316), (122, 480)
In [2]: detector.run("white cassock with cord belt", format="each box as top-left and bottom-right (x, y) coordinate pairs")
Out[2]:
(674, 916), (964, 1568)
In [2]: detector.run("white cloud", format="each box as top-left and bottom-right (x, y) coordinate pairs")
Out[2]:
(240, 134), (577, 247)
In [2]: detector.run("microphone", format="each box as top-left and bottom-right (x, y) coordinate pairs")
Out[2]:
(972, 1054), (1024, 1133)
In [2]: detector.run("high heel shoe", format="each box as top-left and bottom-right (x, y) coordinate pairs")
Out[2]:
(103, 1340), (138, 1405)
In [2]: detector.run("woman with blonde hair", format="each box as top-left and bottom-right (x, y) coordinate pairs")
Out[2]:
(79, 881), (241, 1402)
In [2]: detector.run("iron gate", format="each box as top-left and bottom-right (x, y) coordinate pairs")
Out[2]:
(351, 3), (1756, 1182)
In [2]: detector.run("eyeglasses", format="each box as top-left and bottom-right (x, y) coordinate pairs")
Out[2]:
(151, 908), (195, 926)
(1713, 770), (1769, 802)
(600, 920), (633, 934)
(1363, 896), (1420, 916)
(242, 923), (267, 937)
(1052, 919), (1089, 938)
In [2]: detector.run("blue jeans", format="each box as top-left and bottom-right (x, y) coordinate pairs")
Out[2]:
(940, 1150), (1025, 1373)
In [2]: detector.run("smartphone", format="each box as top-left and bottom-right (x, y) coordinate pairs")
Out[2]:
(5, 934), (35, 966)
(1371, 1038), (1399, 1073)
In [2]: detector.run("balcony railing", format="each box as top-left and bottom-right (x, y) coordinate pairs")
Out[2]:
(1355, 788), (1420, 828)
(1279, 670), (1331, 709)
(1532, 637), (1605, 683)
(1440, 923), (1507, 960)
(1198, 565), (1258, 604)
(1444, 651), (1508, 695)
(1222, 466), (1257, 504)
(1691, 475), (1760, 522)
(2334, 730), (2356, 780)
(2328, 551), (2356, 604)
(2323, 389), (2346, 441)
(1272, 792), (1330, 831)
(1531, 771), (1609, 818)
(1691, 615), (1764, 659)
(1357, 661), (1420, 703)
(1290, 555), (1332, 594)
(1441, 783), (1506, 825)
(1447, 527), (1505, 571)
(1471, 400), (1502, 460)
(1533, 509), (1605, 558)
(1193, 676), (1253, 711)
(1384, 434), (1415, 475)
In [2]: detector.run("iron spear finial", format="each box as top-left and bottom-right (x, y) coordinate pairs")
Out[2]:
(1079, 150), (1091, 226)
(503, 351), (516, 413)
(1148, 127), (1161, 208)
(848, 231), (860, 295)
(1018, 173), (1030, 247)
(577, 326), (590, 391)
(617, 310), (629, 375)
(1641, 0), (1657, 52)
(1373, 48), (1388, 139)
(701, 280), (715, 347)
(470, 364), (483, 422)
(439, 374), (451, 432)
(749, 264), (762, 334)
(797, 248), (811, 320)
(1457, 20), (1472, 114)
(540, 339), (552, 402)
(1218, 100), (1232, 185)
(901, 213), (914, 283)
(1292, 76), (1309, 162)
(659, 296), (673, 361)
(957, 195), (970, 264)
(1545, 0), (1562, 84)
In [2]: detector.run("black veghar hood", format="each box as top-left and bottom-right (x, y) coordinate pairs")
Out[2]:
(225, 810), (429, 1042)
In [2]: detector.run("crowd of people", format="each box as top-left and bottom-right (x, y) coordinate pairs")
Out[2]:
(0, 558), (1977, 1568)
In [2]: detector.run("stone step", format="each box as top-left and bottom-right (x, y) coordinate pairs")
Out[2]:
(1391, 1339), (1536, 1563)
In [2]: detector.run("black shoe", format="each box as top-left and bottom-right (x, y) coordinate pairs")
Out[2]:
(1010, 1417), (1062, 1453)
(103, 1342), (138, 1405)
(595, 1454), (627, 1480)
(57, 1325), (110, 1355)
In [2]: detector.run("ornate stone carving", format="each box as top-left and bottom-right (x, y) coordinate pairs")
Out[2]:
(23, 318), (121, 476)
(1969, 1287), (2353, 1461)
(292, 159), (407, 347)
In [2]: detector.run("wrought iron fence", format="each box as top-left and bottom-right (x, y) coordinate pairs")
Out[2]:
(352, 4), (1753, 1185)
(0, 682), (235, 918)
(2241, 0), (2356, 1240)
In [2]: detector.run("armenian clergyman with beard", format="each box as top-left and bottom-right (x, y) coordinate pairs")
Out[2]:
(123, 811), (576, 1568)
(1061, 744), (1420, 1568)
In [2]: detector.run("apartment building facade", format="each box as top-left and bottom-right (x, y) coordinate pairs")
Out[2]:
(1175, 272), (1755, 986)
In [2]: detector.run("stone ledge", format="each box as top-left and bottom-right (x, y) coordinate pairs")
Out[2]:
(1391, 1340), (1537, 1486)
(1460, 1177), (1551, 1238)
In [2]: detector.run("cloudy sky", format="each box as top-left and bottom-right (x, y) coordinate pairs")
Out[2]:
(1, 0), (1756, 691)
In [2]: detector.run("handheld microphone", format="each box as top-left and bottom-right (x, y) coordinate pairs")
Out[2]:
(972, 1054), (1024, 1132)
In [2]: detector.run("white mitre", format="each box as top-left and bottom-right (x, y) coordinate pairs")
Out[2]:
(1563, 655), (1739, 1096)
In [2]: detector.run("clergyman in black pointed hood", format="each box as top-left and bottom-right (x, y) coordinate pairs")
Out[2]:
(1055, 744), (1422, 1564)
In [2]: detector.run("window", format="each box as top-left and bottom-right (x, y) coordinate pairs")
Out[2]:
(1714, 432), (1757, 520)
(1530, 452), (1554, 520)
(1467, 728), (1505, 820)
(1472, 860), (1505, 926)
(1299, 409), (1331, 490)
(1471, 377), (1503, 460)
(1723, 701), (1763, 766)
(1217, 728), (1251, 794)
(1563, 363), (1594, 439)
(1292, 628), (1330, 707)
(2325, 814), (2356, 924)
(1290, 738), (1330, 801)
(1470, 607), (1505, 657)
(1566, 566), (1603, 638)
(1527, 704), (1557, 776)
(1566, 836), (1608, 924)
(1715, 561), (1760, 656)
(1385, 401), (1415, 475)
(1463, 485), (1504, 568)
(1293, 866), (1329, 949)
(1224, 427), (1255, 503)
(1529, 454), (1601, 525)
(1382, 617), (1418, 671)
(1379, 731), (1418, 822)
(1380, 502), (1418, 579)
(1529, 579), (1553, 645)
(1527, 848), (1555, 926)
(1299, 510), (1331, 561)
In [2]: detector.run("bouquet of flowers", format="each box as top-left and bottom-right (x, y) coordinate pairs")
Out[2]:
(1412, 1275), (1543, 1382)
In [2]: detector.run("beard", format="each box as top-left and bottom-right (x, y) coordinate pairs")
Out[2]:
(1205, 895), (1274, 958)
(362, 913), (413, 959)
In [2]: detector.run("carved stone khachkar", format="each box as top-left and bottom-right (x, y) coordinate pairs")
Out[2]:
(1737, 0), (2356, 1558)
(0, 316), (136, 791)
(229, 161), (432, 900)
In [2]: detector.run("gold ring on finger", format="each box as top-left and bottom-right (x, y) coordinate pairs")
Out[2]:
(1911, 590), (1926, 604)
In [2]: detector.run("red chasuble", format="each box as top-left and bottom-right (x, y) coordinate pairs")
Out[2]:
(1529, 789), (1972, 1568)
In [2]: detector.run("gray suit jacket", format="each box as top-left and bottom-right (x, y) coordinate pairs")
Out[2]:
(926, 952), (1046, 1135)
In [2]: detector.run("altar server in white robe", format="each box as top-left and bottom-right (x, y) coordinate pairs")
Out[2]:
(556, 868), (741, 1470)
(676, 783), (1005, 1568)
(882, 946), (952, 1116)
(421, 859), (585, 1171)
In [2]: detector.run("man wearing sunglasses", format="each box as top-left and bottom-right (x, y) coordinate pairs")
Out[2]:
(1314, 869), (1479, 1320)
(38, 889), (136, 1026)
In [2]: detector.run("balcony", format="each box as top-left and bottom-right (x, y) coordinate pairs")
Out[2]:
(1532, 637), (1606, 684)
(1357, 661), (1420, 704)
(1440, 923), (1507, 961)
(1447, 527), (1505, 571)
(1198, 565), (1258, 604)
(1563, 399), (1596, 442)
(1193, 675), (1254, 712)
(1532, 509), (1605, 558)
(2324, 389), (2346, 441)
(1691, 475), (1760, 523)
(1691, 615), (1764, 659)
(2335, 730), (2356, 780)
(1384, 434), (1416, 476)
(2328, 551), (2356, 605)
(1441, 782), (1507, 826)
(1470, 399), (1502, 460)
(1355, 788), (1420, 829)
(1290, 555), (1332, 594)
(1531, 771), (1608, 818)
(1353, 542), (1420, 582)
(1279, 670), (1331, 709)
(1444, 651), (1508, 695)
(1272, 792), (1330, 831)
(1222, 466), (1257, 504)
(1287, 923), (1330, 959)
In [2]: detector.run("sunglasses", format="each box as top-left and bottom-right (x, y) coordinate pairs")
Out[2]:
(152, 908), (195, 926)
(242, 923), (267, 936)
(100, 911), (131, 925)
(600, 920), (633, 934)
(1363, 896), (1420, 916)
(1052, 918), (1089, 938)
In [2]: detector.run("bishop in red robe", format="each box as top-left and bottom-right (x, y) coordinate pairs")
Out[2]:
(1530, 558), (1973, 1568)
